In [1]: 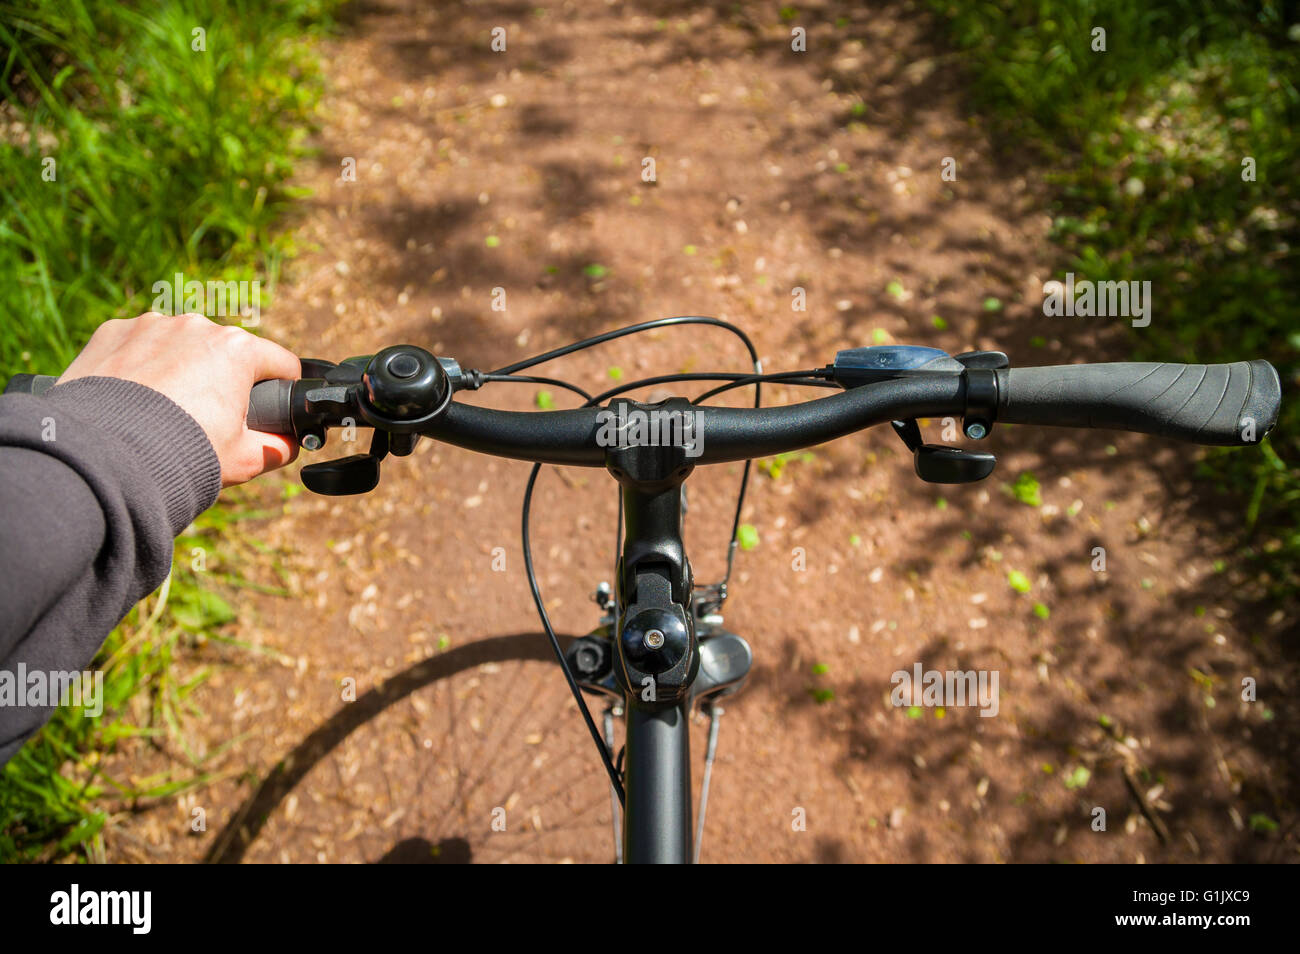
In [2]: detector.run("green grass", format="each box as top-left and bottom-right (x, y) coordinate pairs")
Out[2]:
(0, 0), (339, 370)
(933, 0), (1300, 592)
(0, 0), (339, 862)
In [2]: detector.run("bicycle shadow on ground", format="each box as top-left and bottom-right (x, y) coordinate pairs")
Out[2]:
(204, 631), (576, 864)
(376, 836), (473, 863)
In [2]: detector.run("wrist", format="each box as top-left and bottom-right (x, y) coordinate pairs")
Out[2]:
(45, 376), (222, 534)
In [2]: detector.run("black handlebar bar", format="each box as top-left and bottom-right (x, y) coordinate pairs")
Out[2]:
(418, 372), (970, 466)
(5, 357), (1281, 465)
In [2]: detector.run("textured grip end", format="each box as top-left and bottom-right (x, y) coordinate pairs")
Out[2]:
(3, 373), (59, 396)
(1242, 359), (1281, 441)
(246, 379), (295, 434)
(998, 360), (1282, 447)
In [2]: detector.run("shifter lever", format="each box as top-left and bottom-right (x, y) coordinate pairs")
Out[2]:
(301, 431), (390, 495)
(890, 419), (996, 484)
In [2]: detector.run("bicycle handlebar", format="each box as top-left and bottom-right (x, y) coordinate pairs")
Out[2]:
(419, 372), (969, 466)
(4, 356), (1281, 465)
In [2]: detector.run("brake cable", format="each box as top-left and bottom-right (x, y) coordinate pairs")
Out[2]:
(485, 317), (809, 811)
(687, 369), (837, 596)
(478, 374), (594, 402)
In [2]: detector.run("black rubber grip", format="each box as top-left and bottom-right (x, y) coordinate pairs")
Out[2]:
(5, 373), (296, 436)
(996, 360), (1281, 446)
(246, 378), (294, 434)
(3, 373), (58, 396)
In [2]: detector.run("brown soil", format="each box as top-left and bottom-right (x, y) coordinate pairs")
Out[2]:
(99, 0), (1296, 863)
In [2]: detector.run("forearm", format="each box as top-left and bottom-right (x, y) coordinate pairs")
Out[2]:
(0, 377), (221, 762)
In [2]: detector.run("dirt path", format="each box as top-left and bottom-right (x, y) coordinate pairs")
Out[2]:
(103, 0), (1294, 863)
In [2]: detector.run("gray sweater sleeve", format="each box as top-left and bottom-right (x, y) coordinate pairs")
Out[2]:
(0, 376), (222, 763)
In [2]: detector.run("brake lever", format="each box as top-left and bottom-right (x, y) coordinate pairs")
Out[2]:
(300, 430), (389, 495)
(293, 346), (453, 494)
(890, 419), (996, 484)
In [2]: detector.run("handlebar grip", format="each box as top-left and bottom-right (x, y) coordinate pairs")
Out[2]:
(5, 372), (298, 437)
(3, 373), (58, 396)
(996, 360), (1281, 446)
(246, 378), (295, 434)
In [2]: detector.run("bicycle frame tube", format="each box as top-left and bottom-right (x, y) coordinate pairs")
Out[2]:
(624, 701), (691, 862)
(606, 407), (700, 863)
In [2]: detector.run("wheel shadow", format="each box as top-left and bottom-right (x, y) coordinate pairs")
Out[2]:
(204, 631), (576, 864)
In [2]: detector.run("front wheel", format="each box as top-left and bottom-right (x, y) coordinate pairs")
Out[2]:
(205, 634), (617, 863)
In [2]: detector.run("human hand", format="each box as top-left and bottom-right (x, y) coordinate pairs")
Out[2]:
(59, 313), (300, 486)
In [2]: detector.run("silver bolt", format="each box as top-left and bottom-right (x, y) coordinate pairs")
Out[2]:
(644, 628), (665, 649)
(302, 434), (323, 451)
(965, 422), (988, 440)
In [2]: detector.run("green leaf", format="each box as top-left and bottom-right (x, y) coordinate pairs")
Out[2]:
(583, 263), (608, 279)
(930, 315), (948, 330)
(886, 280), (906, 299)
(534, 390), (555, 409)
(171, 588), (235, 630)
(1009, 471), (1042, 507)
(736, 524), (759, 550)
(981, 296), (1002, 311)
(811, 662), (829, 675)
(906, 706), (923, 719)
(607, 366), (624, 380)
(1063, 766), (1091, 790)
(485, 235), (501, 247)
(1033, 602), (1051, 619)
(1007, 570), (1032, 594)
(1249, 813), (1278, 833)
